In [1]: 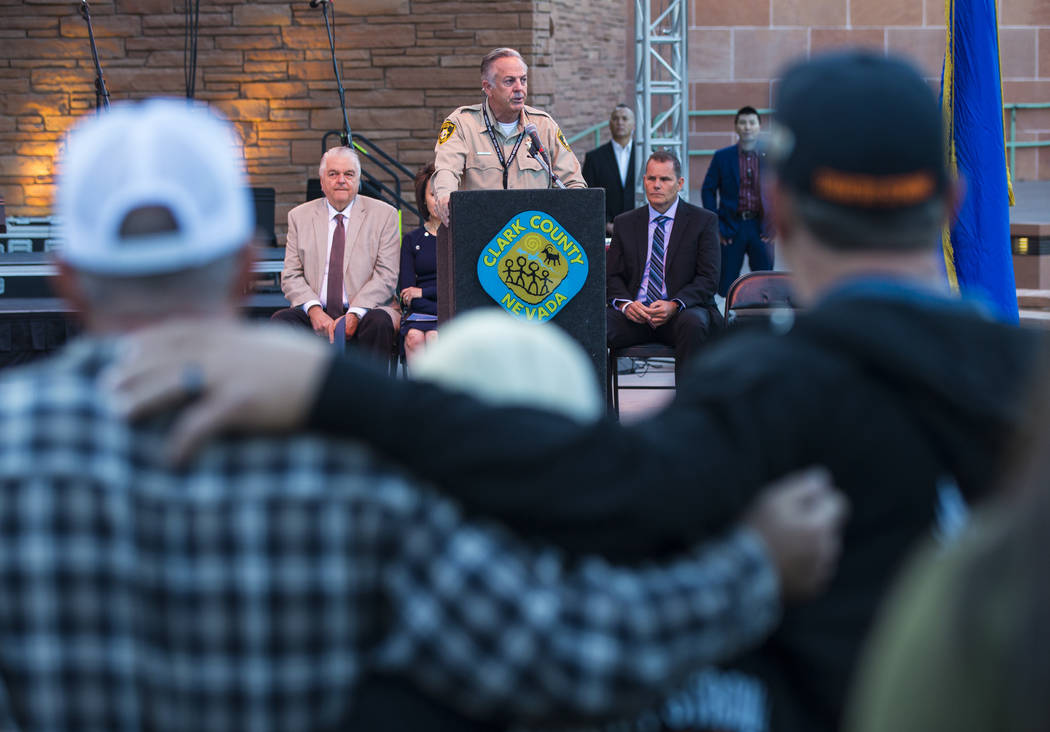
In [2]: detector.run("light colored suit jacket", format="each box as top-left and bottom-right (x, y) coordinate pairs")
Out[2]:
(281, 195), (401, 329)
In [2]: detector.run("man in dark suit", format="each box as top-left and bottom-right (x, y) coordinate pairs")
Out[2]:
(701, 106), (775, 296)
(607, 150), (723, 379)
(583, 104), (636, 235)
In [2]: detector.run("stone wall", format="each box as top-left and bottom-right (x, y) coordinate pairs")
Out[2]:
(549, 0), (633, 154)
(688, 0), (1050, 188)
(2, 0), (1046, 234)
(0, 0), (628, 239)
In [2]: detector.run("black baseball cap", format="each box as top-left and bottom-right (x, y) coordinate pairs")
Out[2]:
(770, 51), (948, 213)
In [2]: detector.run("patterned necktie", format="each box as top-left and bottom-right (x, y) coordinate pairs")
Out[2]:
(326, 213), (346, 318)
(645, 215), (670, 304)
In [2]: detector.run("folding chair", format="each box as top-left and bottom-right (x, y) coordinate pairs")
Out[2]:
(724, 271), (796, 327)
(606, 342), (676, 418)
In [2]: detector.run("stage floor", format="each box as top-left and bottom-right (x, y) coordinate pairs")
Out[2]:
(614, 358), (676, 423)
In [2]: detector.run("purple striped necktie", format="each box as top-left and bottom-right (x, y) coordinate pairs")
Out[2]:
(645, 214), (669, 304)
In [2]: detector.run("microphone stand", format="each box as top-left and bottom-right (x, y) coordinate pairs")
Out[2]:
(78, 0), (110, 113)
(313, 0), (352, 147)
(528, 148), (566, 189)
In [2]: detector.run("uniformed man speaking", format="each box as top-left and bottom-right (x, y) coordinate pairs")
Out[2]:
(432, 47), (586, 224)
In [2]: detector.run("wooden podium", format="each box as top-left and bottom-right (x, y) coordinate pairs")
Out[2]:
(437, 188), (607, 386)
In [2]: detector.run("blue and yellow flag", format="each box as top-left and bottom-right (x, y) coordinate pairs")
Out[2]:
(941, 0), (1018, 324)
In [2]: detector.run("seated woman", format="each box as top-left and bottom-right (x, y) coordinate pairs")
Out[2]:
(398, 162), (440, 364)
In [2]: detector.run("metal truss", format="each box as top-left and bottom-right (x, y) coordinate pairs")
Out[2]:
(635, 0), (689, 197)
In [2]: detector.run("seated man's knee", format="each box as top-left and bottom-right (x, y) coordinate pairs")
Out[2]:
(675, 307), (713, 340)
(271, 308), (307, 328)
(355, 310), (396, 351)
(606, 307), (639, 348)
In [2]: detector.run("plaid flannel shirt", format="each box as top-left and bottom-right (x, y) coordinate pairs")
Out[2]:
(0, 338), (780, 732)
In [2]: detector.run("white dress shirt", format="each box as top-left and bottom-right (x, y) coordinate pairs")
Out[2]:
(611, 139), (632, 188)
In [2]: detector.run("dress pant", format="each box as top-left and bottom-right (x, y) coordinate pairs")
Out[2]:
(718, 217), (774, 296)
(606, 304), (717, 381)
(271, 306), (396, 362)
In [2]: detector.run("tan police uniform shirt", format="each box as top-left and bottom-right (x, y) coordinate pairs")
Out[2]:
(432, 101), (586, 201)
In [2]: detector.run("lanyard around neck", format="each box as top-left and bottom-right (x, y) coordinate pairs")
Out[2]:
(482, 103), (526, 190)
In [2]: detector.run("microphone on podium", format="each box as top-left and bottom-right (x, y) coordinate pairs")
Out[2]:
(524, 123), (547, 160)
(524, 123), (566, 190)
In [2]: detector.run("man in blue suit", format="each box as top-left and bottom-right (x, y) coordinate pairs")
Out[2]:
(701, 106), (775, 296)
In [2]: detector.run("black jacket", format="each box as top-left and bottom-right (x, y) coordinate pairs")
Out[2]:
(314, 283), (1043, 731)
(583, 140), (635, 224)
(606, 201), (721, 310)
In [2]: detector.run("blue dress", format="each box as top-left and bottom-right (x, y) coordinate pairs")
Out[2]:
(397, 226), (438, 341)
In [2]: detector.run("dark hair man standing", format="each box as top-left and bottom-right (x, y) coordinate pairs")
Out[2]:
(702, 105), (775, 296)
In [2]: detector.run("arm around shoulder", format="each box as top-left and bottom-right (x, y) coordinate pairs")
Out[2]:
(385, 500), (781, 721)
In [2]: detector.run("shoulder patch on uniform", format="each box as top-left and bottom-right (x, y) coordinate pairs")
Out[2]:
(438, 120), (456, 145)
(557, 128), (572, 152)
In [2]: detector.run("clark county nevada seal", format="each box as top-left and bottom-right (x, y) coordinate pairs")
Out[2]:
(477, 210), (589, 321)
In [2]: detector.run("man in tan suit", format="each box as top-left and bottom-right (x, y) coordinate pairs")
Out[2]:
(274, 146), (400, 358)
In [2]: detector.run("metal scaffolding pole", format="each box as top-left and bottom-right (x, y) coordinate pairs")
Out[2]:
(635, 0), (689, 198)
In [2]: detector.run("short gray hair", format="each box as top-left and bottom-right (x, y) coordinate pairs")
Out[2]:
(480, 48), (527, 83)
(75, 251), (243, 319)
(319, 146), (361, 179)
(647, 150), (682, 179)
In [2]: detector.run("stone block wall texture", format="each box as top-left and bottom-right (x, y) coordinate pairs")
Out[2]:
(550, 0), (634, 151)
(688, 0), (1050, 189)
(0, 0), (629, 239)
(0, 0), (1045, 235)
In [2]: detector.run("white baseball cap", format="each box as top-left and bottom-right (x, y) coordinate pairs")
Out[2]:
(57, 99), (254, 276)
(412, 310), (603, 422)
